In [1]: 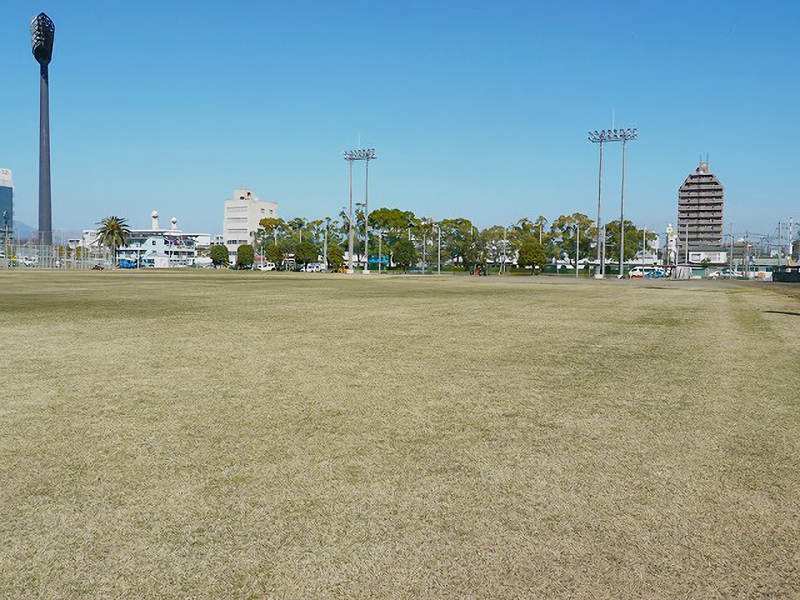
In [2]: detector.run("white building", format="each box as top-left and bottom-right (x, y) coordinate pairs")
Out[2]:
(78, 211), (211, 268)
(223, 189), (277, 263)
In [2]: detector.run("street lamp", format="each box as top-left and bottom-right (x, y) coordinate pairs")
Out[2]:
(343, 148), (377, 274)
(31, 12), (55, 249)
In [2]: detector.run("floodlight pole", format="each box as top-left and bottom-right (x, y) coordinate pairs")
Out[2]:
(378, 230), (382, 274)
(31, 13), (55, 248)
(364, 156), (371, 274)
(620, 138), (627, 277)
(346, 157), (354, 273)
(343, 148), (377, 274)
(588, 127), (638, 278)
(575, 224), (580, 278)
(597, 138), (604, 276)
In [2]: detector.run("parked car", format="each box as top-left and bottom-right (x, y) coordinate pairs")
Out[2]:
(710, 268), (743, 279)
(301, 263), (322, 272)
(629, 266), (664, 278)
(258, 262), (276, 271)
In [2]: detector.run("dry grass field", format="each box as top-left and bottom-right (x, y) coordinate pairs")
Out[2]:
(1, 271), (799, 598)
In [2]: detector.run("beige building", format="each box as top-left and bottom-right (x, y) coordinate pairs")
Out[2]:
(678, 161), (724, 255)
(223, 189), (278, 262)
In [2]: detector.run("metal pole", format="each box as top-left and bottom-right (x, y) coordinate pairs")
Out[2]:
(730, 223), (734, 272)
(347, 159), (354, 273)
(685, 221), (689, 264)
(642, 225), (646, 264)
(323, 218), (329, 270)
(597, 139), (603, 277)
(363, 158), (370, 274)
(422, 231), (426, 274)
(576, 225), (580, 278)
(619, 138), (626, 278)
(437, 224), (441, 275)
(502, 226), (507, 274)
(378, 230), (382, 274)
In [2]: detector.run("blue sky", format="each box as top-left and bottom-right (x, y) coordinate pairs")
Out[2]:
(1, 1), (798, 238)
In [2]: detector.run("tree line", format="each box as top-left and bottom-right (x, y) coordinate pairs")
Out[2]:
(211, 207), (657, 271)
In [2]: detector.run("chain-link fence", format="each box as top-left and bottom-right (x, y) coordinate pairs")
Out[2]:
(1, 242), (110, 270)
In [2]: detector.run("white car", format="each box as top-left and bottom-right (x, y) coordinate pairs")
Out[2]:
(258, 262), (276, 271)
(628, 266), (665, 279)
(301, 263), (322, 272)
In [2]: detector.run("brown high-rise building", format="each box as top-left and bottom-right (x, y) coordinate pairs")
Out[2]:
(678, 160), (724, 253)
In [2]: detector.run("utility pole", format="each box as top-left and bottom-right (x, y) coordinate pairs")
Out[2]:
(575, 224), (580, 278)
(729, 223), (734, 272)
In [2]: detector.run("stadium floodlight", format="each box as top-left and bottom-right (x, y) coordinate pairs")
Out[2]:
(31, 12), (55, 247)
(588, 127), (638, 277)
(588, 129), (638, 143)
(342, 148), (377, 273)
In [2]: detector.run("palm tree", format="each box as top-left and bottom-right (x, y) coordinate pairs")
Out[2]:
(96, 216), (131, 266)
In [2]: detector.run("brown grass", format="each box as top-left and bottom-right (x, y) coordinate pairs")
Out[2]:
(1, 271), (799, 598)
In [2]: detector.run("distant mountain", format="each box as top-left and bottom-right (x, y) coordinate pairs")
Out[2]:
(12, 221), (85, 244)
(13, 221), (35, 240)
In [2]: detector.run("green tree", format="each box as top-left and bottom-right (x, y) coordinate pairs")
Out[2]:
(550, 213), (595, 262)
(295, 241), (318, 266)
(236, 244), (254, 268)
(440, 218), (478, 271)
(393, 238), (418, 272)
(605, 220), (645, 263)
(256, 217), (286, 248)
(96, 216), (131, 265)
(327, 244), (344, 270)
(518, 239), (547, 274)
(210, 244), (229, 268)
(482, 225), (511, 270)
(264, 243), (283, 263)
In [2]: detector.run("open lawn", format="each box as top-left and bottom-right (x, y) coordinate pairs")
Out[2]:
(2, 271), (799, 598)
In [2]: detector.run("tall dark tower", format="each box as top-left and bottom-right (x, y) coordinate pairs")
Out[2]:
(30, 13), (55, 247)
